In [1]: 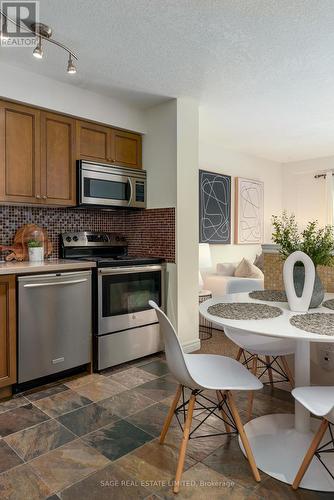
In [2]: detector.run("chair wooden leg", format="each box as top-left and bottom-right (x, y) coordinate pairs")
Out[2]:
(216, 390), (231, 433)
(292, 419), (329, 490)
(265, 356), (274, 386)
(174, 393), (196, 494)
(236, 347), (243, 362)
(281, 356), (294, 389)
(227, 391), (261, 482)
(160, 384), (182, 444)
(247, 356), (258, 420)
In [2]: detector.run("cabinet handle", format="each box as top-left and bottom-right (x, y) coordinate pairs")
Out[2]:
(42, 196), (47, 200)
(35, 195), (41, 199)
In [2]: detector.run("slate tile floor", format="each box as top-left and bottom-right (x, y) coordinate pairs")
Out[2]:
(0, 340), (332, 499)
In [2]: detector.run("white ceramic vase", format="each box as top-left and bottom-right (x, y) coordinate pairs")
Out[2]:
(28, 247), (44, 262)
(283, 251), (315, 312)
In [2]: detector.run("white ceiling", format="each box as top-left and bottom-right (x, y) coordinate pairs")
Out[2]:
(2, 0), (334, 162)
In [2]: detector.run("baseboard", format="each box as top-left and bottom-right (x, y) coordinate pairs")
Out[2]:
(182, 338), (201, 353)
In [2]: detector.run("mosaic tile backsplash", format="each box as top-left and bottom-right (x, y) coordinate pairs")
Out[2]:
(0, 206), (175, 263)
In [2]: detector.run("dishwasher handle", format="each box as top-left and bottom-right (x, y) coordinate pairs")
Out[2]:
(23, 278), (88, 288)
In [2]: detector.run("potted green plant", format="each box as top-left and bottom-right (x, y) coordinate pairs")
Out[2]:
(27, 239), (44, 262)
(271, 212), (334, 307)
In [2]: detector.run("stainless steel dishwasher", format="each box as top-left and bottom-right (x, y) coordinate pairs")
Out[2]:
(18, 270), (92, 383)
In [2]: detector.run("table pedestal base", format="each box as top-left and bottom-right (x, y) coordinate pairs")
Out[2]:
(239, 414), (334, 492)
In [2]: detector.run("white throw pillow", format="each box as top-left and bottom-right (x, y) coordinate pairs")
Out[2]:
(216, 262), (237, 276)
(234, 258), (264, 279)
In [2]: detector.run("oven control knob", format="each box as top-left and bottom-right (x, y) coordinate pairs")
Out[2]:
(66, 236), (72, 242)
(73, 236), (78, 242)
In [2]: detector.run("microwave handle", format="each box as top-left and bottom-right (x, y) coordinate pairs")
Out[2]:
(127, 177), (133, 206)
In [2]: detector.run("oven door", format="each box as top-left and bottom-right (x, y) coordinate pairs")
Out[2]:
(98, 265), (164, 335)
(80, 167), (133, 207)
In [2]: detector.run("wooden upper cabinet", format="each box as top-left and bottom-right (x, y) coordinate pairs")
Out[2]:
(112, 129), (142, 169)
(0, 275), (16, 388)
(41, 112), (76, 206)
(0, 99), (143, 209)
(77, 119), (142, 169)
(0, 100), (41, 204)
(76, 121), (111, 163)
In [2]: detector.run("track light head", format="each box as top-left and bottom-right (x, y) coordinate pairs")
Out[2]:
(33, 36), (43, 58)
(67, 54), (76, 74)
(0, 17), (9, 41)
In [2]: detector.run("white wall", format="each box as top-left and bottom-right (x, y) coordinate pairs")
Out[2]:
(143, 99), (178, 329)
(0, 61), (146, 133)
(199, 128), (283, 269)
(143, 98), (199, 351)
(176, 98), (199, 349)
(282, 156), (334, 228)
(143, 99), (177, 209)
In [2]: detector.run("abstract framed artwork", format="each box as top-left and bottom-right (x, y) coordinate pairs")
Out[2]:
(235, 177), (264, 244)
(199, 169), (231, 244)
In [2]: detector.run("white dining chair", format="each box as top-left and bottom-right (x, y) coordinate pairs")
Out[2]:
(149, 300), (263, 493)
(223, 281), (295, 419)
(224, 326), (296, 419)
(292, 386), (334, 489)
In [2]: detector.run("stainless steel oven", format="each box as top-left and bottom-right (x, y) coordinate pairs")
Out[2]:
(78, 160), (146, 208)
(60, 231), (165, 370)
(98, 264), (164, 335)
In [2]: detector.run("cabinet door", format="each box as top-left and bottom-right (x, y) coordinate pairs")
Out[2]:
(76, 120), (112, 163)
(0, 275), (16, 388)
(0, 101), (41, 204)
(41, 112), (76, 206)
(112, 129), (142, 169)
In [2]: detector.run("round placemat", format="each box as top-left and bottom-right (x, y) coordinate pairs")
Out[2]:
(290, 313), (334, 336)
(323, 299), (334, 310)
(249, 290), (287, 302)
(207, 302), (283, 320)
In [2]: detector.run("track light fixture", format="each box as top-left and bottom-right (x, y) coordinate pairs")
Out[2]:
(0, 12), (78, 74)
(33, 36), (43, 59)
(67, 54), (76, 74)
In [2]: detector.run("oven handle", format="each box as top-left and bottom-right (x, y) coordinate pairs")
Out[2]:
(99, 265), (163, 275)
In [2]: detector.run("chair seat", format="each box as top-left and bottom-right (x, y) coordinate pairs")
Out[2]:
(292, 386), (334, 419)
(224, 327), (296, 356)
(184, 353), (263, 391)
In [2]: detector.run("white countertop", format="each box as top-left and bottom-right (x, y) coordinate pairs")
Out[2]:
(0, 259), (96, 275)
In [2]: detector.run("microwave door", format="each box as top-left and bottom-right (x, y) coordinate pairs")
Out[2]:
(81, 170), (131, 207)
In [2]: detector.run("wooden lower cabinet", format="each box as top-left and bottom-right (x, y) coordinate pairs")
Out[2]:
(0, 275), (16, 391)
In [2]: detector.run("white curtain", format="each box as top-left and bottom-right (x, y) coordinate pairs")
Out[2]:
(325, 172), (334, 226)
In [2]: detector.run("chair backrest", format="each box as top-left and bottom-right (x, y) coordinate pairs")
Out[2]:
(149, 301), (195, 388)
(226, 279), (263, 294)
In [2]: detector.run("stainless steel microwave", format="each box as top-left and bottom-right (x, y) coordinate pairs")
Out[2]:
(77, 160), (146, 208)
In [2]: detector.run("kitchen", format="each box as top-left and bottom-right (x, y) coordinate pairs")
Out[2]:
(0, 97), (175, 396)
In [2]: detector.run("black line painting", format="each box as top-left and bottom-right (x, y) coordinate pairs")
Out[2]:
(199, 170), (231, 244)
(235, 177), (264, 244)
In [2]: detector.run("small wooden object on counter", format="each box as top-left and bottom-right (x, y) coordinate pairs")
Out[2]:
(0, 224), (52, 261)
(0, 275), (16, 395)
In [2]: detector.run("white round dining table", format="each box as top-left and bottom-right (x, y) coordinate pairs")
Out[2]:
(200, 292), (334, 492)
